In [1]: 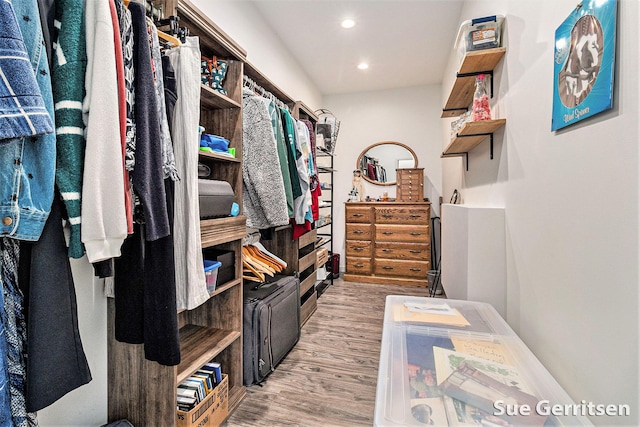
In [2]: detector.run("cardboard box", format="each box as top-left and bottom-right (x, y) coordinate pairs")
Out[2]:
(177, 374), (228, 427)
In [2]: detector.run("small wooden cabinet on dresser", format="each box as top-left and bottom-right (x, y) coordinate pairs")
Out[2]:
(344, 202), (431, 287)
(396, 168), (424, 202)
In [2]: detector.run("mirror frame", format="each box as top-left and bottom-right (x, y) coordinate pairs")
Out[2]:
(356, 141), (418, 186)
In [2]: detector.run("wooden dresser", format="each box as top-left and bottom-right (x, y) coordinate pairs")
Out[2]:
(344, 202), (431, 287)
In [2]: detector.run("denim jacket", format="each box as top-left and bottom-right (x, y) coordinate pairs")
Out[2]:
(0, 0), (56, 241)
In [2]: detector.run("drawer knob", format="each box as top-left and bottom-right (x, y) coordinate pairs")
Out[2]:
(382, 249), (393, 253)
(409, 268), (421, 272)
(409, 215), (421, 219)
(410, 232), (421, 236)
(353, 230), (364, 235)
(353, 247), (364, 251)
(354, 264), (364, 268)
(353, 213), (364, 217)
(382, 266), (394, 270)
(382, 231), (394, 235)
(381, 214), (393, 219)
(409, 250), (422, 254)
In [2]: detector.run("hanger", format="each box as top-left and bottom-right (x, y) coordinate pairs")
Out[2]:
(124, 0), (130, 6)
(157, 29), (181, 47)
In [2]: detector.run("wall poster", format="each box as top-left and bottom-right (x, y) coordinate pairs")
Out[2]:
(552, 0), (617, 131)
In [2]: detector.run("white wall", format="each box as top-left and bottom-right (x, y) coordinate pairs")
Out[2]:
(191, 0), (323, 110)
(324, 85), (443, 270)
(441, 1), (639, 425)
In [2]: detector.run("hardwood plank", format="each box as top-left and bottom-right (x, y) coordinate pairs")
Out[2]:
(200, 216), (246, 247)
(224, 279), (437, 426)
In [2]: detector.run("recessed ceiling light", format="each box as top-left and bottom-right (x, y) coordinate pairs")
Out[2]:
(357, 63), (369, 70)
(341, 19), (356, 29)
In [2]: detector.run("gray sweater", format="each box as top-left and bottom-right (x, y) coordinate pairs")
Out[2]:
(242, 89), (289, 229)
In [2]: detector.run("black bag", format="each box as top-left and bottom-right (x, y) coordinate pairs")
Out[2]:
(243, 275), (300, 386)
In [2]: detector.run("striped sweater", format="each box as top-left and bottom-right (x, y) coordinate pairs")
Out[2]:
(52, 0), (87, 258)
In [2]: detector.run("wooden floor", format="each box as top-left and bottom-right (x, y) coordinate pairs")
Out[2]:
(225, 278), (434, 427)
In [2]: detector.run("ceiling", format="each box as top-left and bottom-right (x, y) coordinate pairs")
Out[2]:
(251, 0), (465, 96)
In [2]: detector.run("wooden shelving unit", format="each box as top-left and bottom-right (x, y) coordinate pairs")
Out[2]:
(441, 47), (506, 118)
(440, 47), (507, 170)
(107, 1), (248, 425)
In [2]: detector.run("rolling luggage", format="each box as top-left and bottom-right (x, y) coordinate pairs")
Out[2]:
(243, 275), (300, 386)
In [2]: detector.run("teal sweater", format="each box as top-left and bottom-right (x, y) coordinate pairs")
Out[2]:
(52, 0), (87, 258)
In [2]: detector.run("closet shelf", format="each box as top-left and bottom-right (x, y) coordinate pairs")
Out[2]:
(318, 166), (336, 173)
(200, 84), (241, 110)
(177, 325), (241, 384)
(316, 147), (335, 157)
(442, 119), (506, 157)
(199, 150), (241, 163)
(209, 277), (242, 297)
(316, 221), (332, 229)
(441, 47), (506, 118)
(315, 237), (332, 248)
(200, 216), (246, 248)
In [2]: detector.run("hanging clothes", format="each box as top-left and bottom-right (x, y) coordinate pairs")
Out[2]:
(19, 196), (91, 412)
(0, 0), (56, 242)
(301, 119), (321, 222)
(242, 89), (289, 230)
(147, 18), (179, 182)
(113, 2), (180, 365)
(279, 108), (303, 202)
(82, 0), (128, 263)
(127, 1), (169, 241)
(167, 36), (210, 311)
(51, 0), (88, 258)
(260, 97), (294, 218)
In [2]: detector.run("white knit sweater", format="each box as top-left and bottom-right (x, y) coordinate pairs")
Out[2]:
(81, 0), (127, 263)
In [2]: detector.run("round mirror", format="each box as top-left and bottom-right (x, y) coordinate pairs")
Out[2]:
(356, 141), (418, 186)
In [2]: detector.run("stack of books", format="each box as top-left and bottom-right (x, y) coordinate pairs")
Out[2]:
(176, 362), (223, 412)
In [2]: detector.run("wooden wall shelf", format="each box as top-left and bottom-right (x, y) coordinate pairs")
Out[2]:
(441, 47), (506, 118)
(442, 119), (506, 157)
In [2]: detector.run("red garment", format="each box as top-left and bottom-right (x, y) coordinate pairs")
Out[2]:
(311, 185), (321, 221)
(291, 218), (312, 240)
(109, 0), (133, 234)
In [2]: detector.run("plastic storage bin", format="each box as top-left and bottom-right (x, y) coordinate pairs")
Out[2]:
(455, 15), (504, 64)
(374, 296), (592, 426)
(203, 260), (221, 293)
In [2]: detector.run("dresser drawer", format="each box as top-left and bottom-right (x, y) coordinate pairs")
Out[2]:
(396, 187), (422, 202)
(346, 240), (373, 257)
(376, 224), (430, 243)
(345, 205), (372, 223)
(346, 257), (372, 274)
(374, 206), (430, 224)
(346, 223), (372, 241)
(374, 259), (431, 279)
(375, 242), (430, 261)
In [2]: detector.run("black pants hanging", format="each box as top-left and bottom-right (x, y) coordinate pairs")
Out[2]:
(114, 179), (180, 366)
(18, 196), (92, 412)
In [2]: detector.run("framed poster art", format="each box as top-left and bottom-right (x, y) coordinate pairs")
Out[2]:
(552, 0), (617, 131)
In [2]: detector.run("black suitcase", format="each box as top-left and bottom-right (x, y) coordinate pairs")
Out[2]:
(243, 275), (300, 386)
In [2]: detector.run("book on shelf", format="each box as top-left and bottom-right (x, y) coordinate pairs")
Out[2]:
(204, 361), (223, 384)
(179, 379), (205, 402)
